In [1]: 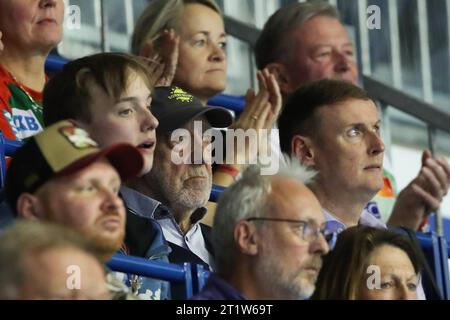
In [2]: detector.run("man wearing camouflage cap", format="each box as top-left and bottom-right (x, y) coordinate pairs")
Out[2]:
(5, 120), (144, 299)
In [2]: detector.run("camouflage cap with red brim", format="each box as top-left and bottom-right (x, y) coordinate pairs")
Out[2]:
(5, 120), (144, 212)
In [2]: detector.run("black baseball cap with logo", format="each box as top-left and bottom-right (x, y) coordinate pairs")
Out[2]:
(5, 120), (144, 213)
(151, 86), (234, 132)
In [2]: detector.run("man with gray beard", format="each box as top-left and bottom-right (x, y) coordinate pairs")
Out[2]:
(193, 163), (329, 300)
(127, 86), (233, 270)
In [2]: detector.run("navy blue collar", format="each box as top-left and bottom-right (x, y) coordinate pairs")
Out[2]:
(120, 186), (161, 219)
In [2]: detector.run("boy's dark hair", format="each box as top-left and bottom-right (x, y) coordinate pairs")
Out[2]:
(43, 52), (155, 126)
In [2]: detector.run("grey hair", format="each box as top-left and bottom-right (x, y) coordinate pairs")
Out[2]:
(131, 0), (222, 55)
(0, 221), (100, 299)
(254, 1), (340, 69)
(212, 159), (317, 276)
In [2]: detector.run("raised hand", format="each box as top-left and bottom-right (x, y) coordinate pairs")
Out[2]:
(388, 149), (450, 230)
(232, 68), (282, 131)
(229, 68), (282, 166)
(141, 29), (180, 87)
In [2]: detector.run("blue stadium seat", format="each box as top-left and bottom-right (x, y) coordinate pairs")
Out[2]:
(208, 93), (245, 114)
(209, 185), (226, 203)
(107, 253), (196, 299)
(45, 54), (71, 73)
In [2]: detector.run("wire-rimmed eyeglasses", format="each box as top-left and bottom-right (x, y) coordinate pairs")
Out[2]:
(246, 217), (333, 244)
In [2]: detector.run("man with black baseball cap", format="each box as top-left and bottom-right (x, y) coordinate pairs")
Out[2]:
(150, 86), (232, 132)
(127, 86), (233, 274)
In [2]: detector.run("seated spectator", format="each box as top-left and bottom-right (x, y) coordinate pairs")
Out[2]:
(5, 120), (144, 300)
(279, 80), (386, 231)
(132, 0), (228, 105)
(42, 52), (177, 299)
(312, 226), (426, 300)
(0, 0), (64, 140)
(278, 80), (450, 238)
(256, 1), (450, 230)
(132, 0), (282, 226)
(278, 80), (441, 299)
(193, 163), (329, 300)
(255, 1), (358, 97)
(0, 221), (111, 300)
(127, 86), (232, 272)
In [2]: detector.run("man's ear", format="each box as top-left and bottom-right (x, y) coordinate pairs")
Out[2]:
(139, 40), (155, 58)
(291, 135), (316, 167)
(265, 63), (295, 95)
(234, 221), (259, 256)
(16, 193), (45, 221)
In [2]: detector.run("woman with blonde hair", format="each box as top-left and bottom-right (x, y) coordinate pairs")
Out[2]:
(132, 0), (227, 103)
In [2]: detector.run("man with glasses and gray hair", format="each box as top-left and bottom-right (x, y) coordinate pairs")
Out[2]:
(193, 163), (329, 300)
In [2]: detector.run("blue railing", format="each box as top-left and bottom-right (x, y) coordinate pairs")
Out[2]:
(107, 254), (212, 298)
(107, 254), (196, 299)
(192, 264), (210, 294)
(109, 254), (192, 284)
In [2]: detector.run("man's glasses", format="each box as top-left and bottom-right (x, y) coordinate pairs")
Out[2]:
(246, 217), (333, 244)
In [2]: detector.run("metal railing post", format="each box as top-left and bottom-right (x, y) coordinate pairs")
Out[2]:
(388, 0), (403, 89)
(417, 0), (433, 103)
(358, 0), (372, 76)
(100, 0), (109, 52)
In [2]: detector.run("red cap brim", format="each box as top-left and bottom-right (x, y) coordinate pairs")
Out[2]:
(55, 143), (144, 182)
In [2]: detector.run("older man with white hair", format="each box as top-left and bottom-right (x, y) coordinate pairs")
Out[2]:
(127, 86), (233, 271)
